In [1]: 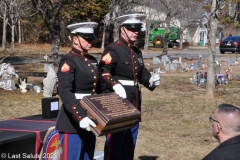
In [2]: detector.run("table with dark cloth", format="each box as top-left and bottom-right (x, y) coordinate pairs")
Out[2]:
(0, 114), (56, 160)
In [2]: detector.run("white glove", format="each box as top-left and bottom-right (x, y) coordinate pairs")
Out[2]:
(149, 74), (160, 87)
(113, 84), (127, 99)
(79, 117), (96, 131)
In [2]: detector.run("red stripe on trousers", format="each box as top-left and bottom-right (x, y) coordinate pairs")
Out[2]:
(64, 133), (68, 160)
(106, 134), (112, 160)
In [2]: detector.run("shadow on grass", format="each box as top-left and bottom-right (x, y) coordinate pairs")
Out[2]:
(138, 155), (159, 160)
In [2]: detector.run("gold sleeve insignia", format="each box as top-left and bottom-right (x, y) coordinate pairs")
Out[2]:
(61, 62), (70, 72)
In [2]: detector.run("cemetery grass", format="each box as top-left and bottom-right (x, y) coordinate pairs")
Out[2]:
(1, 44), (240, 160)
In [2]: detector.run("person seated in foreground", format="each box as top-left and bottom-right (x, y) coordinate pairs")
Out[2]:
(202, 104), (240, 160)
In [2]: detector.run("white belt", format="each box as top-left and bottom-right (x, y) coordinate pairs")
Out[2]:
(75, 93), (91, 99)
(118, 80), (134, 86)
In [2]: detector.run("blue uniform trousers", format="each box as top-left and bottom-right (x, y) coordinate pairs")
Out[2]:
(104, 122), (139, 160)
(59, 130), (96, 160)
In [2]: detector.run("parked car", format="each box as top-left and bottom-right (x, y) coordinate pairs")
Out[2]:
(219, 36), (240, 54)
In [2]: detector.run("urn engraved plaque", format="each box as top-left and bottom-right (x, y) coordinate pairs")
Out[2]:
(80, 92), (141, 136)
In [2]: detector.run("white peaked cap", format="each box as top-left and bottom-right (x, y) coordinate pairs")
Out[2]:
(67, 22), (98, 34)
(116, 13), (146, 25)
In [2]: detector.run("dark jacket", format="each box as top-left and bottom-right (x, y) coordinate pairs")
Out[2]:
(202, 135), (240, 160)
(99, 36), (154, 112)
(56, 47), (102, 133)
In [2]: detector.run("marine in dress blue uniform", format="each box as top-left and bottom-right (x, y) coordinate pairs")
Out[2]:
(56, 22), (101, 160)
(99, 14), (161, 160)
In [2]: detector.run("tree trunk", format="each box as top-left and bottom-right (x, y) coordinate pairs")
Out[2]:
(163, 16), (170, 55)
(144, 21), (150, 51)
(179, 29), (183, 50)
(101, 25), (106, 50)
(144, 32), (149, 51)
(206, 0), (218, 98)
(51, 31), (60, 59)
(18, 19), (21, 44)
(2, 6), (8, 52)
(21, 22), (24, 43)
(11, 24), (15, 54)
(113, 21), (119, 42)
(31, 0), (62, 58)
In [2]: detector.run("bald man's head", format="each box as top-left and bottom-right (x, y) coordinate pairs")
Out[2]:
(214, 104), (240, 135)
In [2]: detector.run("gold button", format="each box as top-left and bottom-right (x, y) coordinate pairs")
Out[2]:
(92, 89), (95, 92)
(74, 107), (76, 109)
(134, 61), (136, 63)
(126, 62), (128, 64)
(128, 44), (130, 47)
(133, 55), (135, 57)
(85, 58), (87, 61)
(94, 76), (96, 79)
(135, 73), (137, 75)
(94, 83), (96, 86)
(79, 116), (81, 118)
(135, 67), (137, 69)
(111, 79), (113, 80)
(76, 111), (79, 114)
(91, 70), (94, 72)
(114, 81), (116, 84)
(88, 64), (90, 66)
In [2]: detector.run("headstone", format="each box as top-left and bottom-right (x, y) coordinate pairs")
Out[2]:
(6, 79), (16, 90)
(228, 58), (233, 64)
(197, 72), (203, 85)
(190, 75), (197, 85)
(179, 57), (182, 63)
(193, 60), (201, 69)
(165, 63), (179, 71)
(153, 57), (161, 64)
(162, 55), (170, 64)
(182, 63), (188, 68)
(215, 64), (220, 74)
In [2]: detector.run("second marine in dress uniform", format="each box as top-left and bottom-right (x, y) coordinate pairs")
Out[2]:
(56, 22), (101, 160)
(99, 13), (161, 160)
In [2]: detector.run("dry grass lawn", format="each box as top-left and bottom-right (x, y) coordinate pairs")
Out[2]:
(1, 44), (240, 160)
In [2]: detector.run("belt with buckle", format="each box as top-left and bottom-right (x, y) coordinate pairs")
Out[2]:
(75, 93), (91, 99)
(119, 80), (139, 86)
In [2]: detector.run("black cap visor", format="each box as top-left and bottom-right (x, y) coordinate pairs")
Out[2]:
(122, 23), (142, 29)
(76, 32), (97, 40)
